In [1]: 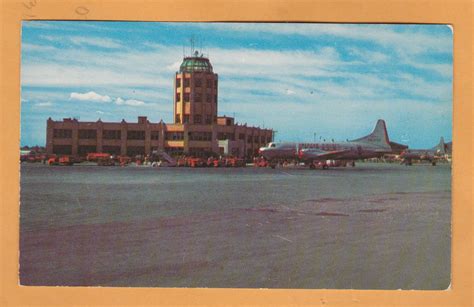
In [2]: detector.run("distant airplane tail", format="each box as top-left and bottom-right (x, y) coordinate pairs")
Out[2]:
(351, 119), (391, 149)
(433, 137), (446, 155)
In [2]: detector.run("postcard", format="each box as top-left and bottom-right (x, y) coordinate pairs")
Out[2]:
(19, 22), (452, 289)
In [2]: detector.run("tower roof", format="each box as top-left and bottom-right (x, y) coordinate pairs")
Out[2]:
(179, 51), (213, 73)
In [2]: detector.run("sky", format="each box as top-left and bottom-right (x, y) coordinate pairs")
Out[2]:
(21, 22), (452, 148)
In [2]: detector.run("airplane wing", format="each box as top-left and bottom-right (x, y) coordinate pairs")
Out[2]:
(299, 148), (351, 160)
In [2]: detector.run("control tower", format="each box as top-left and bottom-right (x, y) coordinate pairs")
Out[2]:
(174, 50), (218, 125)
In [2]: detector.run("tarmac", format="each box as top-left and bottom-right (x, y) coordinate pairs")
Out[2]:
(19, 162), (451, 289)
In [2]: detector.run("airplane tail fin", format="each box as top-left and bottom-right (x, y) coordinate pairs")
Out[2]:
(433, 137), (446, 155)
(351, 119), (391, 149)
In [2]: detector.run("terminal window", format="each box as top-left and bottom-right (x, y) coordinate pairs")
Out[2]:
(102, 146), (121, 155)
(127, 130), (145, 140)
(103, 130), (121, 140)
(53, 129), (72, 139)
(189, 132), (212, 141)
(127, 146), (145, 156)
(78, 145), (97, 155)
(165, 132), (184, 141)
(78, 129), (97, 139)
(52, 145), (72, 155)
(151, 131), (160, 140)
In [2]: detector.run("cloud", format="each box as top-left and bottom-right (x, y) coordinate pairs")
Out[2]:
(70, 91), (111, 102)
(69, 36), (123, 49)
(34, 101), (53, 107)
(21, 43), (57, 53)
(347, 47), (390, 64)
(192, 23), (452, 55)
(39, 34), (123, 49)
(115, 97), (146, 106)
(68, 92), (147, 106)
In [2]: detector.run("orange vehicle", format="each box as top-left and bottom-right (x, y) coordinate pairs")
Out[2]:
(177, 158), (187, 167)
(224, 157), (245, 167)
(48, 155), (73, 166)
(58, 156), (74, 166)
(86, 152), (111, 162)
(188, 157), (204, 168)
(213, 158), (221, 167)
(118, 156), (131, 166)
(254, 157), (268, 167)
(206, 157), (215, 167)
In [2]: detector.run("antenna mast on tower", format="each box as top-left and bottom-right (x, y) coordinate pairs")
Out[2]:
(189, 36), (195, 55)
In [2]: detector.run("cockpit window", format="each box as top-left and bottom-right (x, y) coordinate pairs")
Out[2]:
(270, 143), (276, 148)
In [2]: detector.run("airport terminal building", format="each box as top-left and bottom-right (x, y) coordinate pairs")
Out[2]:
(46, 52), (273, 158)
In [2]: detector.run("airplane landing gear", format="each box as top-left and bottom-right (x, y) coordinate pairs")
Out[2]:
(351, 161), (356, 167)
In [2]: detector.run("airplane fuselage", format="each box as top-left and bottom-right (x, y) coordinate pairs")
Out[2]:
(259, 141), (390, 162)
(400, 149), (436, 161)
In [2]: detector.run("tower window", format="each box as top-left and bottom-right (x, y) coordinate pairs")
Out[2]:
(206, 95), (211, 103)
(195, 79), (202, 87)
(176, 93), (181, 101)
(194, 114), (202, 124)
(184, 78), (190, 87)
(183, 115), (190, 123)
(175, 114), (181, 123)
(205, 115), (212, 125)
(206, 79), (212, 88)
(184, 93), (190, 102)
(214, 80), (218, 88)
(195, 93), (202, 102)
(176, 78), (181, 87)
